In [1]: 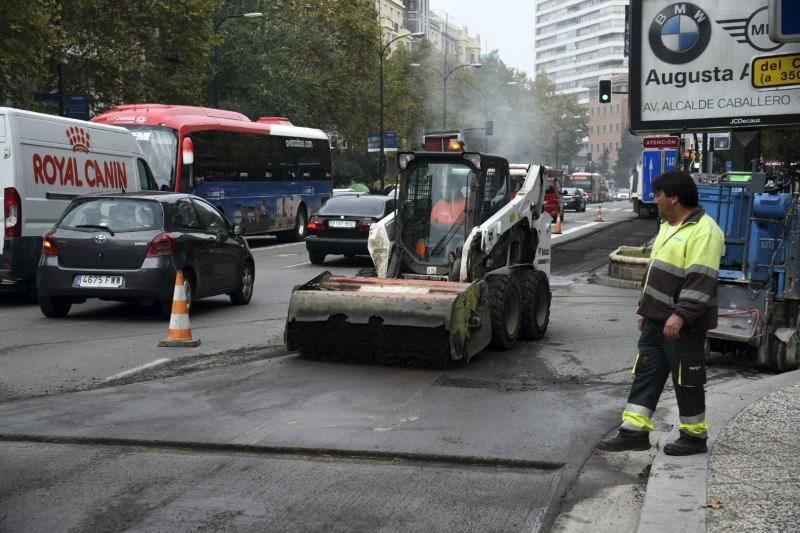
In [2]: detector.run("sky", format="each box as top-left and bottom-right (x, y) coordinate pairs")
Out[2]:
(430, 0), (535, 77)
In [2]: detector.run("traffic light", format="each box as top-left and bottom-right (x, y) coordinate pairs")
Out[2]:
(598, 79), (612, 104)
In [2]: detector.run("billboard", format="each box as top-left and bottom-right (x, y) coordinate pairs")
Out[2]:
(630, 0), (800, 132)
(367, 132), (398, 153)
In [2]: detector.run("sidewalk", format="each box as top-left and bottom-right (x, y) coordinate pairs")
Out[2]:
(638, 369), (800, 533)
(556, 354), (800, 532)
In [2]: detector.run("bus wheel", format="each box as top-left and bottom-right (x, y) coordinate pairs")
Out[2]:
(293, 207), (307, 241)
(278, 206), (307, 243)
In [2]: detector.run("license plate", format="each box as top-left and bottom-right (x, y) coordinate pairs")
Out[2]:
(328, 220), (356, 229)
(77, 275), (124, 288)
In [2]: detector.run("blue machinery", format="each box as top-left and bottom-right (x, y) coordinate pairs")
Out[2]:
(698, 172), (800, 371)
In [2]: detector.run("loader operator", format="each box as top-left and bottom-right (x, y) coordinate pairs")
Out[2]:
(598, 170), (724, 456)
(431, 170), (468, 225)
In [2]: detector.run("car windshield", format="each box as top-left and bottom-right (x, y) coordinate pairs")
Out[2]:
(318, 196), (389, 218)
(124, 126), (178, 190)
(60, 199), (162, 232)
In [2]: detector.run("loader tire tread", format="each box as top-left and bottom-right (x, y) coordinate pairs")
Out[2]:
(518, 269), (550, 340)
(488, 273), (522, 350)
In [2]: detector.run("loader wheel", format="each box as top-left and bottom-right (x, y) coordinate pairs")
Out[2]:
(518, 269), (550, 340)
(488, 273), (522, 350)
(769, 335), (799, 372)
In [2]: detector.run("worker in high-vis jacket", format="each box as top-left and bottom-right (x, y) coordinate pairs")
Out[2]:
(598, 170), (724, 456)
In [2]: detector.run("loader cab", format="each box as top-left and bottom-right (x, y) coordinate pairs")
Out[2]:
(396, 152), (510, 278)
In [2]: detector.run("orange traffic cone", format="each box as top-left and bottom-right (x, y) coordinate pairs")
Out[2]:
(553, 211), (563, 234)
(159, 270), (201, 347)
(595, 204), (605, 222)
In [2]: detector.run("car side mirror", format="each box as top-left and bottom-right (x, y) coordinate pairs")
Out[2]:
(233, 224), (246, 236)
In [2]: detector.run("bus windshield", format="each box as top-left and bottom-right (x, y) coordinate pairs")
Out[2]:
(126, 126), (178, 190)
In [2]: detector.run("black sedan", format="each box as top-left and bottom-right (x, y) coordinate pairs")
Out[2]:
(37, 192), (255, 317)
(305, 194), (396, 264)
(561, 187), (588, 212)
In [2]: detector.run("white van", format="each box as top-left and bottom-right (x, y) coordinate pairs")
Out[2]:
(0, 107), (158, 293)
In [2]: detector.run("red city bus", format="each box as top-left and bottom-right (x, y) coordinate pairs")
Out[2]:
(567, 172), (608, 203)
(92, 104), (332, 241)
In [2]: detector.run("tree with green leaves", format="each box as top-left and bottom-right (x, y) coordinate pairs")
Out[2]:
(613, 130), (643, 184)
(0, 0), (58, 108)
(2, 0), (217, 113)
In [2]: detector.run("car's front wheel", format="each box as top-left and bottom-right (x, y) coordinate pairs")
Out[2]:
(39, 295), (72, 318)
(229, 262), (254, 305)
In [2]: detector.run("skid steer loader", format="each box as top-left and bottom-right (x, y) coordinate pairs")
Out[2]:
(285, 151), (553, 365)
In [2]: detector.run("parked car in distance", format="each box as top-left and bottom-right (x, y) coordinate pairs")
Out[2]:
(37, 191), (255, 317)
(561, 187), (587, 212)
(305, 194), (396, 264)
(615, 188), (630, 199)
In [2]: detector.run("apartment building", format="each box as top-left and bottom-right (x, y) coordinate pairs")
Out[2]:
(427, 11), (481, 64)
(377, 0), (410, 45)
(404, 0), (430, 36)
(375, 1), (480, 63)
(533, 0), (627, 104)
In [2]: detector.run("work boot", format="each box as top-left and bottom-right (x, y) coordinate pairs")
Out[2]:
(663, 432), (708, 456)
(596, 429), (651, 452)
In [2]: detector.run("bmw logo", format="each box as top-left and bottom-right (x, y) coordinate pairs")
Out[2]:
(649, 3), (712, 64)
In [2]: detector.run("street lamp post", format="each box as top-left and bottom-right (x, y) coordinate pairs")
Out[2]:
(212, 12), (264, 108)
(410, 62), (482, 129)
(379, 32), (424, 190)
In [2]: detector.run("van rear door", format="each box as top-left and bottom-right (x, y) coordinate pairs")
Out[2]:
(0, 112), (10, 257)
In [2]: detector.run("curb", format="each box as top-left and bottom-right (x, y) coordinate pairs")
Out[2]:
(590, 271), (642, 290)
(636, 369), (800, 533)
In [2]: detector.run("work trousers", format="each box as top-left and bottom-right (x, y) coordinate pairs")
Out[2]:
(621, 318), (708, 439)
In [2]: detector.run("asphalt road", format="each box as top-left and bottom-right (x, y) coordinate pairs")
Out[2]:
(0, 200), (639, 403)
(1, 200), (669, 532)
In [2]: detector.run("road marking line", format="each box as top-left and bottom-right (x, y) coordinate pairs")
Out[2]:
(276, 253), (300, 257)
(250, 242), (304, 253)
(282, 261), (311, 269)
(104, 358), (170, 382)
(552, 221), (600, 239)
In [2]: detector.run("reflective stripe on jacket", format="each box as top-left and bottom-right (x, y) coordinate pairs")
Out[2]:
(638, 207), (724, 330)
